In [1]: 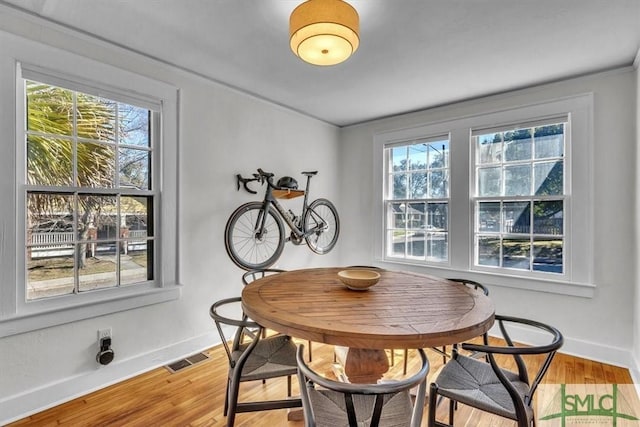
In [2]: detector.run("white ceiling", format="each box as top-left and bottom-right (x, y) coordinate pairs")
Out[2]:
(2, 0), (639, 127)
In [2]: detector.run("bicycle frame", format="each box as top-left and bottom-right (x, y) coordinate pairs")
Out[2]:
(228, 168), (339, 269)
(256, 173), (319, 240)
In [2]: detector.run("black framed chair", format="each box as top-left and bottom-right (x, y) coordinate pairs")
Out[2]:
(210, 297), (301, 427)
(241, 268), (286, 340)
(297, 345), (430, 427)
(438, 278), (490, 362)
(241, 268), (287, 286)
(427, 315), (563, 427)
(242, 268), (316, 361)
(400, 278), (489, 374)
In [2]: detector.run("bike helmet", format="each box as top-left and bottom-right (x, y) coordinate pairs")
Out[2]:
(277, 176), (298, 189)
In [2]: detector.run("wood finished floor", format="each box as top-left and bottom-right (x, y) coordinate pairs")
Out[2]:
(8, 338), (636, 427)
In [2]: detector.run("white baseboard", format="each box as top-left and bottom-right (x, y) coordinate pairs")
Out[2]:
(559, 337), (633, 369)
(488, 322), (634, 369)
(0, 331), (219, 425)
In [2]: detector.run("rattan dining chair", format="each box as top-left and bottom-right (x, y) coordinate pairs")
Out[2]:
(241, 268), (288, 286)
(210, 297), (301, 427)
(400, 278), (489, 375)
(242, 268), (315, 361)
(438, 278), (490, 361)
(241, 268), (286, 340)
(297, 345), (430, 427)
(427, 315), (563, 427)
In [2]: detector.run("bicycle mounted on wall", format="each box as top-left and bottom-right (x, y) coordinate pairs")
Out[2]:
(224, 168), (340, 270)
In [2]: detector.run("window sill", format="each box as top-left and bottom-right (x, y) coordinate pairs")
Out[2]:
(0, 283), (182, 338)
(376, 259), (595, 298)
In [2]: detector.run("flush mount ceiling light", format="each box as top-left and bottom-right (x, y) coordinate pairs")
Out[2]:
(289, 0), (360, 66)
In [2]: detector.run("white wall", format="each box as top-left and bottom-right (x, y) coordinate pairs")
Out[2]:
(339, 68), (637, 368)
(0, 13), (342, 424)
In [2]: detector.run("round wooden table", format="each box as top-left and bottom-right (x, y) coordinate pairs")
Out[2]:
(242, 267), (494, 383)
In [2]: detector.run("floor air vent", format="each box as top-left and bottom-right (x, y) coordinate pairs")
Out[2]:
(166, 352), (209, 373)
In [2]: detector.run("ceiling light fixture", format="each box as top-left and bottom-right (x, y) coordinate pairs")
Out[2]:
(289, 0), (359, 66)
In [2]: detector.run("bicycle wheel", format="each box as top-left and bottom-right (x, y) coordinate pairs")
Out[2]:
(224, 202), (285, 270)
(304, 198), (340, 254)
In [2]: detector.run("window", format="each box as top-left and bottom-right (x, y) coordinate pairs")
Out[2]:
(374, 94), (593, 297)
(473, 119), (566, 274)
(0, 30), (179, 337)
(384, 137), (450, 263)
(24, 79), (155, 300)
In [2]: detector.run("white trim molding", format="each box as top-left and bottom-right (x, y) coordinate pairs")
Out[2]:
(373, 93), (595, 297)
(0, 332), (219, 425)
(489, 322), (634, 370)
(0, 29), (182, 337)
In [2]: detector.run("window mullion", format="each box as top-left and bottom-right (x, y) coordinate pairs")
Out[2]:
(72, 92), (79, 295)
(73, 191), (79, 295)
(116, 194), (121, 288)
(114, 102), (120, 189)
(114, 103), (121, 289)
(72, 91), (78, 190)
(530, 200), (534, 272)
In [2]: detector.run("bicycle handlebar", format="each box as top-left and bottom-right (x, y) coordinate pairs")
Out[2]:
(236, 169), (276, 194)
(256, 168), (274, 180)
(235, 174), (258, 194)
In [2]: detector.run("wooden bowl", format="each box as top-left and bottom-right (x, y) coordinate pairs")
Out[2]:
(337, 269), (381, 291)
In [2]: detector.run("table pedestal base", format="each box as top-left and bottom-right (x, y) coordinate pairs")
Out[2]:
(334, 346), (390, 383)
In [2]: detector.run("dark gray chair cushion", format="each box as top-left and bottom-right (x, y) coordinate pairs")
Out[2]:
(307, 387), (413, 427)
(434, 354), (533, 420)
(297, 346), (429, 427)
(232, 334), (298, 381)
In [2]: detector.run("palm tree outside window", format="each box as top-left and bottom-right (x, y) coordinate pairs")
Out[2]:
(25, 80), (155, 300)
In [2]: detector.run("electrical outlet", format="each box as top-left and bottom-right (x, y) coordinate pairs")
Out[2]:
(98, 328), (112, 341)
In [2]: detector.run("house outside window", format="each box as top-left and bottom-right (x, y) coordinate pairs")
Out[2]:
(384, 137), (450, 263)
(472, 119), (566, 274)
(373, 94), (593, 297)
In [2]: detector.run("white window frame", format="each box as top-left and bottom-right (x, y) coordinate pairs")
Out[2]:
(471, 117), (568, 276)
(0, 32), (180, 337)
(383, 136), (451, 265)
(373, 94), (594, 297)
